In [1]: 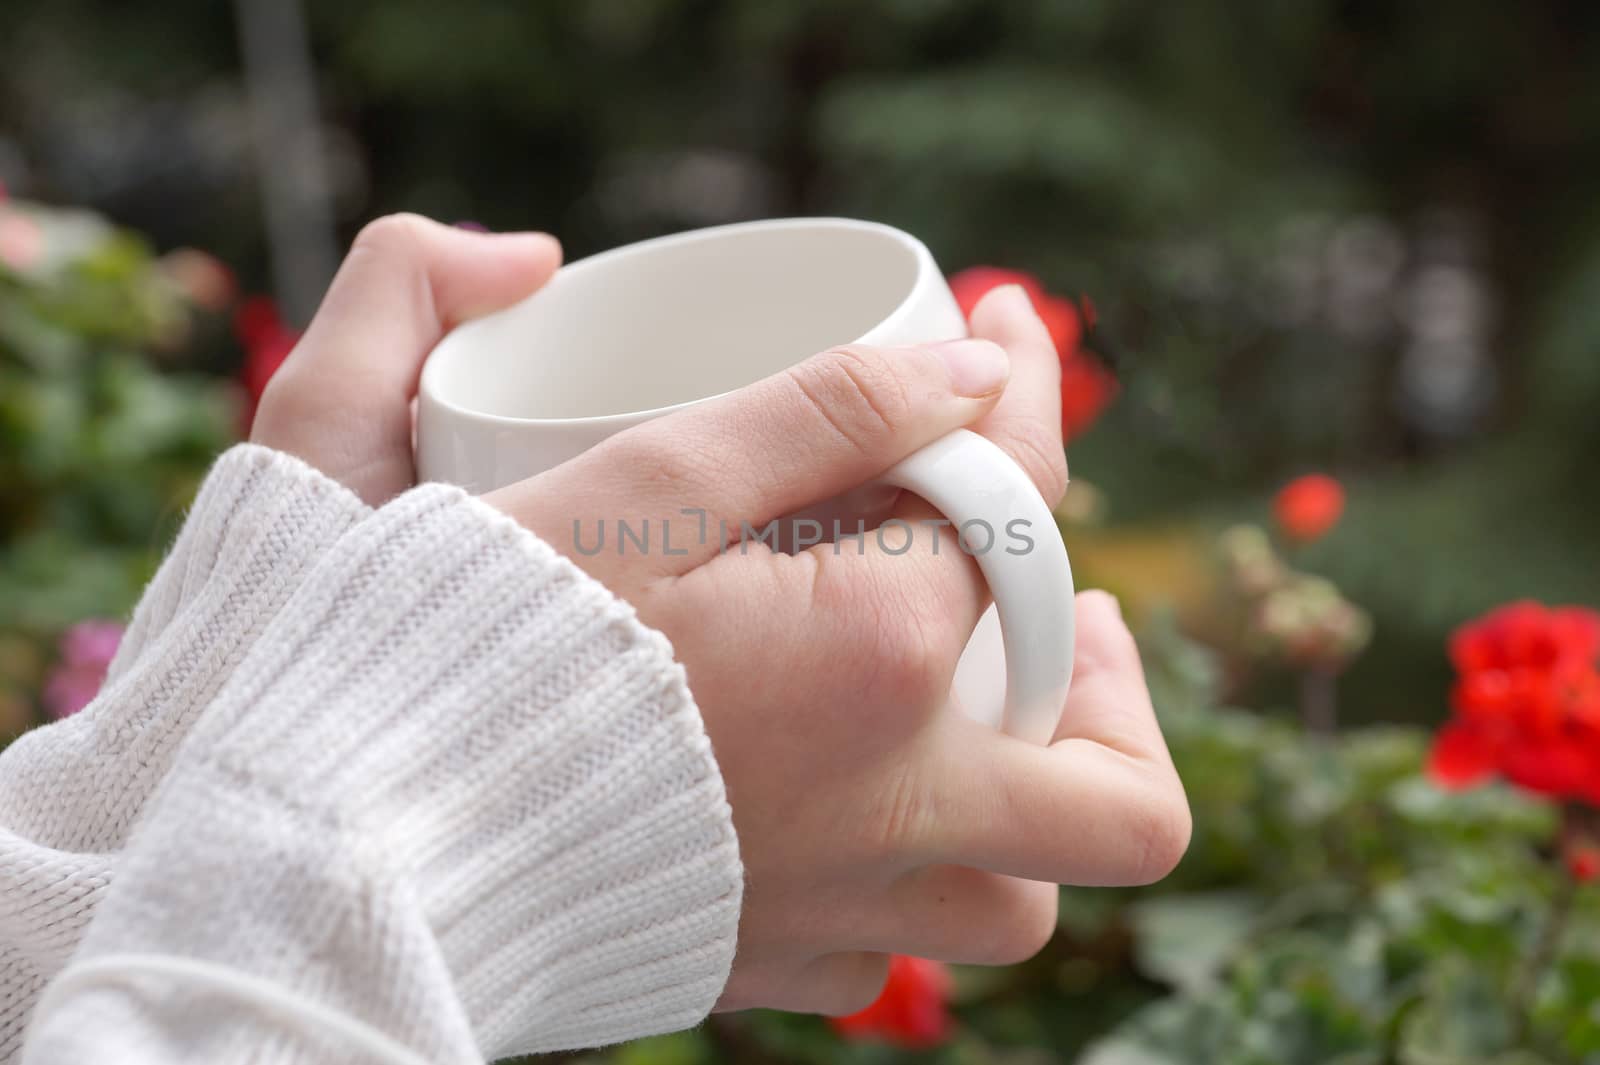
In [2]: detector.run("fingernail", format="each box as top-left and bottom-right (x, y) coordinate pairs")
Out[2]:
(453, 220), (490, 232)
(990, 282), (1035, 312)
(931, 338), (1009, 397)
(1091, 589), (1124, 619)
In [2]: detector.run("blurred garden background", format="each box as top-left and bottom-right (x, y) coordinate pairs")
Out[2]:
(3, 2), (1599, 1063)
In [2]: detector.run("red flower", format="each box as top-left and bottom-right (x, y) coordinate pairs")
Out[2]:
(1428, 602), (1600, 805)
(1426, 720), (1498, 788)
(1273, 474), (1345, 544)
(949, 266), (1046, 314)
(1035, 293), (1084, 356)
(1061, 352), (1116, 439)
(829, 955), (954, 1048)
(234, 296), (300, 431)
(947, 266), (1116, 442)
(1449, 601), (1600, 674)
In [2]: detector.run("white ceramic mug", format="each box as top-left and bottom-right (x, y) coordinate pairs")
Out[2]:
(416, 217), (1075, 744)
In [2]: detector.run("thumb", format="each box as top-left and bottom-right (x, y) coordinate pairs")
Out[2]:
(279, 213), (561, 408)
(254, 214), (560, 501)
(505, 338), (1009, 577)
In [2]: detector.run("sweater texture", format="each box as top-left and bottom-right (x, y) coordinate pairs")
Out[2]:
(0, 445), (744, 1063)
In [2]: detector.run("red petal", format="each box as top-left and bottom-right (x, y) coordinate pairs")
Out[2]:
(1060, 356), (1117, 441)
(1551, 607), (1600, 665)
(1585, 759), (1600, 806)
(947, 267), (1046, 318)
(1501, 736), (1592, 800)
(233, 295), (285, 347)
(1273, 474), (1346, 544)
(1079, 293), (1099, 331)
(1035, 293), (1084, 356)
(1495, 602), (1558, 670)
(828, 956), (953, 1048)
(1451, 669), (1514, 720)
(1449, 619), (1503, 674)
(1426, 722), (1498, 789)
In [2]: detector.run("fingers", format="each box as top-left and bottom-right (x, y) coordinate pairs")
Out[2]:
(719, 951), (891, 1016)
(1047, 591), (1174, 758)
(806, 286), (1067, 667)
(292, 214), (562, 394)
(803, 495), (987, 710)
(496, 338), (1009, 579)
(926, 591), (1191, 885)
(253, 214), (561, 503)
(863, 866), (1058, 966)
(968, 285), (1069, 507)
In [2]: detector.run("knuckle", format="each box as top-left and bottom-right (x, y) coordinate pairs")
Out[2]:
(869, 767), (935, 855)
(816, 562), (952, 713)
(605, 427), (710, 499)
(827, 953), (892, 1016)
(869, 610), (951, 710)
(1124, 779), (1193, 885)
(350, 212), (431, 259)
(788, 345), (911, 453)
(983, 885), (1059, 964)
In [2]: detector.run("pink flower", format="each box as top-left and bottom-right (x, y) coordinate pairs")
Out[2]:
(42, 620), (124, 720)
(161, 247), (238, 312)
(0, 208), (45, 274)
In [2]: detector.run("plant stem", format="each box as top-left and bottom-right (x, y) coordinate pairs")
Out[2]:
(1511, 854), (1580, 1045)
(1299, 667), (1338, 735)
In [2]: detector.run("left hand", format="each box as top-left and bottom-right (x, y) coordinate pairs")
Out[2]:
(250, 214), (562, 505)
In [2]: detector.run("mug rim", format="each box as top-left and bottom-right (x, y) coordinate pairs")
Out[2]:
(417, 216), (937, 430)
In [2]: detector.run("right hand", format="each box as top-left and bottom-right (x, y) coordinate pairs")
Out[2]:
(485, 285), (1191, 1015)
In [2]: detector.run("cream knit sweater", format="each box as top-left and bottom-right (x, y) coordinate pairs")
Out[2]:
(0, 445), (745, 1063)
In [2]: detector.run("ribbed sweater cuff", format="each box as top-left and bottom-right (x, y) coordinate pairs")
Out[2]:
(0, 444), (369, 854)
(169, 484), (744, 1055)
(108, 443), (371, 682)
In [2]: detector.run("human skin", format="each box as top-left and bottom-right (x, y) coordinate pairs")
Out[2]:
(253, 213), (1191, 1016)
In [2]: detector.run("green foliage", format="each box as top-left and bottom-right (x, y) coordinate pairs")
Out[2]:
(0, 205), (236, 728)
(1066, 626), (1592, 1065)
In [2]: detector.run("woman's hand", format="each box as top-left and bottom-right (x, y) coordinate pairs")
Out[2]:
(487, 287), (1191, 1015)
(250, 214), (1190, 1017)
(251, 214), (562, 504)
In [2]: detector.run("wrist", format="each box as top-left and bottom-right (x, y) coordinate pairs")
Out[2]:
(80, 483), (743, 1056)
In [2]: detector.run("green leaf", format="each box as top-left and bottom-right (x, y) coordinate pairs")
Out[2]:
(1078, 1037), (1184, 1065)
(1127, 892), (1264, 993)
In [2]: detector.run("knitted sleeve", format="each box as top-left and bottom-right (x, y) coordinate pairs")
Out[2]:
(0, 444), (369, 1061)
(18, 483), (744, 1063)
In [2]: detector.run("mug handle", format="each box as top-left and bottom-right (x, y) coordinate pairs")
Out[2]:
(881, 428), (1076, 746)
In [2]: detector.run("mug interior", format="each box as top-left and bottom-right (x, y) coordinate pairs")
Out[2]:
(424, 219), (923, 421)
